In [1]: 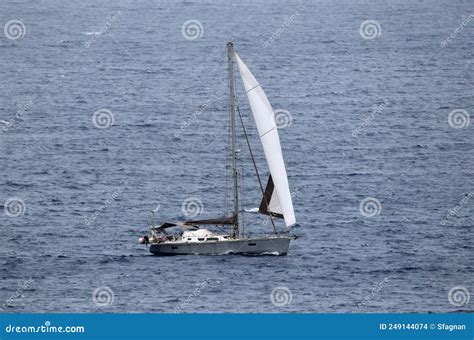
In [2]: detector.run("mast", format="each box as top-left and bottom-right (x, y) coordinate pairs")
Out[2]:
(227, 42), (239, 239)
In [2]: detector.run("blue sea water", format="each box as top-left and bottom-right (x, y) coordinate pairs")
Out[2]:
(0, 0), (472, 313)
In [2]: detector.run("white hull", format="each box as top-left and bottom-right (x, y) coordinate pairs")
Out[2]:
(149, 236), (293, 256)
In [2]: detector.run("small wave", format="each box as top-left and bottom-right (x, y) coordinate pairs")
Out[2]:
(133, 123), (155, 128)
(244, 207), (259, 213)
(321, 39), (340, 44)
(5, 181), (33, 188)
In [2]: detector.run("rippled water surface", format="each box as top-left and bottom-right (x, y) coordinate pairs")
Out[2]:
(0, 0), (472, 313)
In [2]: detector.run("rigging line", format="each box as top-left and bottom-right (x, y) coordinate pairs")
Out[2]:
(236, 105), (278, 236)
(239, 135), (245, 238)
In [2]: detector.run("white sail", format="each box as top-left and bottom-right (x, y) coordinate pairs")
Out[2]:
(234, 52), (296, 227)
(267, 190), (282, 215)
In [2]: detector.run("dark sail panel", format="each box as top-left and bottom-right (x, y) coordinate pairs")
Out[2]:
(258, 176), (284, 219)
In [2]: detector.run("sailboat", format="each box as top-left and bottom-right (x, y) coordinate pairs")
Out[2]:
(139, 42), (297, 255)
